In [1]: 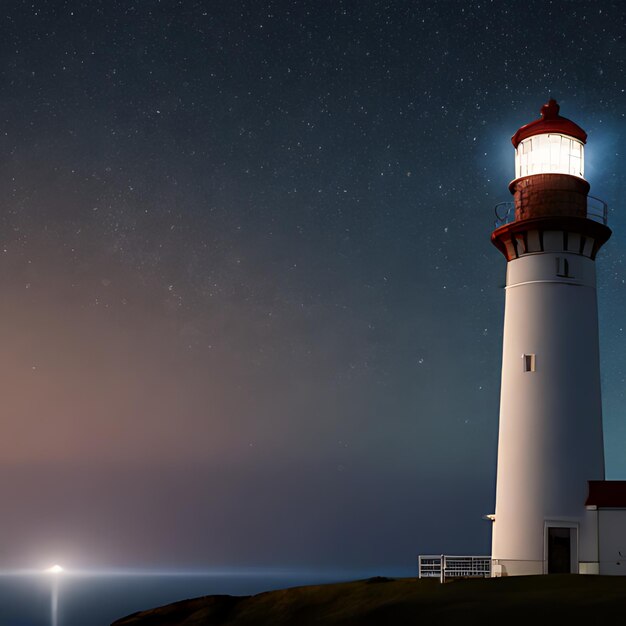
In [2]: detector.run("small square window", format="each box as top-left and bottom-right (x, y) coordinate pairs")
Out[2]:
(523, 354), (536, 372)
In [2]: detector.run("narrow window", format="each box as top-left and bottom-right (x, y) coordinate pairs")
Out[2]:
(556, 257), (573, 278)
(523, 354), (536, 372)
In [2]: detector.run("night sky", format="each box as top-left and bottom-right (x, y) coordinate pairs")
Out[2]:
(0, 1), (624, 571)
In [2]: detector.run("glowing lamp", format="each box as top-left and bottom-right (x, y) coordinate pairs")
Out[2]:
(511, 99), (587, 180)
(515, 133), (584, 179)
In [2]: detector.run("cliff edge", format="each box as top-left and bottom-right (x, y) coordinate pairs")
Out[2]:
(111, 574), (626, 626)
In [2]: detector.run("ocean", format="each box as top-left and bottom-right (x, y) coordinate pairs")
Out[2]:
(0, 567), (410, 626)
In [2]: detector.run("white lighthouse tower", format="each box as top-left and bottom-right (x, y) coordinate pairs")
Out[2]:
(490, 100), (611, 577)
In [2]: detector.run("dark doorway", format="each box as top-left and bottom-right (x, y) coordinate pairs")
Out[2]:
(547, 527), (571, 574)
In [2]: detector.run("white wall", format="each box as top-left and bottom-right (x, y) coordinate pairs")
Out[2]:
(598, 509), (626, 575)
(492, 245), (604, 575)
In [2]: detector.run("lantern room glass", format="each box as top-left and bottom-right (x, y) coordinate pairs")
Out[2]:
(515, 133), (584, 180)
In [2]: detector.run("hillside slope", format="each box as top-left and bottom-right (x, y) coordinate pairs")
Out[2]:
(111, 575), (626, 625)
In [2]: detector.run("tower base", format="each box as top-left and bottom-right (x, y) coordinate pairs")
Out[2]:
(492, 559), (601, 577)
(491, 559), (544, 577)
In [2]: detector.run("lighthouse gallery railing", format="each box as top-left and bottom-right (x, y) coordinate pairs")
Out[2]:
(494, 195), (608, 228)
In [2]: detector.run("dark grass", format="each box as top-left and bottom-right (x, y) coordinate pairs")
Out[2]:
(112, 575), (626, 625)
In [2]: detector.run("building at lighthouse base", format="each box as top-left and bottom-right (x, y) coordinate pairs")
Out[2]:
(585, 481), (626, 576)
(490, 480), (626, 577)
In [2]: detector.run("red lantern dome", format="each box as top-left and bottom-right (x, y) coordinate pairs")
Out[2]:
(511, 99), (587, 148)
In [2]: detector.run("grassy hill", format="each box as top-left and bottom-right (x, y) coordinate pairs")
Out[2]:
(111, 574), (626, 625)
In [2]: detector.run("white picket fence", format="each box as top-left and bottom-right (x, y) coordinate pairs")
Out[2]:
(418, 555), (491, 582)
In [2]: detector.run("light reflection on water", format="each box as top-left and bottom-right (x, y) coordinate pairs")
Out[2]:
(0, 567), (410, 626)
(51, 577), (59, 626)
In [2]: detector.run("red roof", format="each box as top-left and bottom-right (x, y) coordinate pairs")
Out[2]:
(586, 481), (626, 507)
(511, 99), (587, 148)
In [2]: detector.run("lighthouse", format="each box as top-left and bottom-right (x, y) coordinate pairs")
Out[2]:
(490, 100), (612, 576)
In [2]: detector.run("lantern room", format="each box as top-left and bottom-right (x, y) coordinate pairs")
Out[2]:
(511, 99), (587, 181)
(500, 99), (594, 225)
(515, 133), (584, 179)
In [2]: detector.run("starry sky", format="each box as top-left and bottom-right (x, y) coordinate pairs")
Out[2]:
(0, 0), (624, 571)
